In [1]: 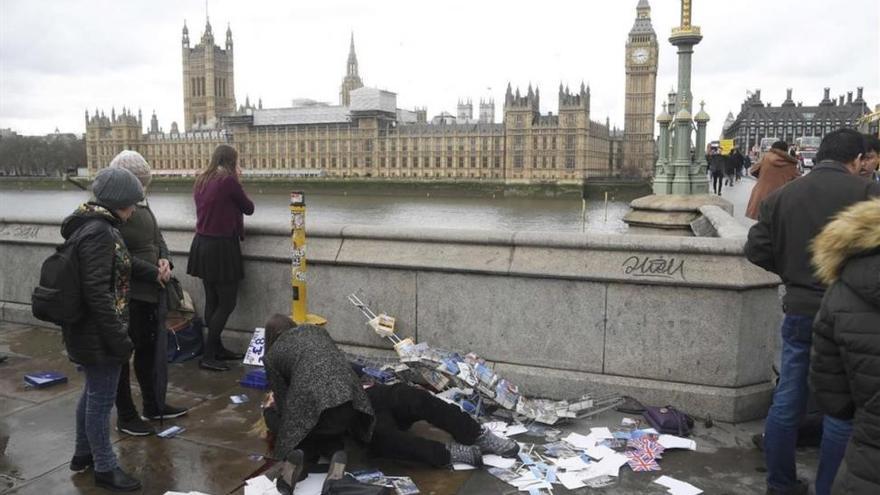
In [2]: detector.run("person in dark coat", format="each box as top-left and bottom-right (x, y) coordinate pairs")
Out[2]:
(187, 144), (255, 371)
(63, 167), (151, 492)
(707, 149), (726, 195)
(262, 316), (375, 469)
(745, 129), (880, 495)
(724, 149), (738, 186)
(261, 314), (520, 476)
(109, 151), (188, 437)
(730, 148), (746, 182)
(810, 198), (880, 495)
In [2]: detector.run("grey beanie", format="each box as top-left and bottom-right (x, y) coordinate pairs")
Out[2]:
(109, 150), (152, 188)
(92, 167), (144, 210)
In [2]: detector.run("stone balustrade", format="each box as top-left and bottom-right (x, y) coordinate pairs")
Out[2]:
(0, 210), (781, 422)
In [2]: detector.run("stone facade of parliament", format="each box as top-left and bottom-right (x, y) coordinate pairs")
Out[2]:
(86, 2), (659, 182)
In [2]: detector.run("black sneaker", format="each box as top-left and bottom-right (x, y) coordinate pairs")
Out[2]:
(199, 358), (230, 371)
(766, 479), (808, 495)
(475, 427), (520, 457)
(143, 404), (189, 420)
(276, 449), (305, 495)
(94, 467), (141, 492)
(117, 417), (155, 436)
(70, 454), (94, 472)
(447, 442), (483, 467)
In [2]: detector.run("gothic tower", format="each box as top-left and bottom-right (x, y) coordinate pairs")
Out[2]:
(339, 33), (364, 106)
(182, 18), (236, 131)
(622, 0), (659, 177)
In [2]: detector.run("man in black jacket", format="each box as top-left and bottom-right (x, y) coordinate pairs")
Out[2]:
(62, 167), (154, 492)
(745, 129), (880, 495)
(708, 149), (727, 195)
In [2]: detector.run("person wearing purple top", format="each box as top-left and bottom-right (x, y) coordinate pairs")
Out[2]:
(187, 144), (255, 371)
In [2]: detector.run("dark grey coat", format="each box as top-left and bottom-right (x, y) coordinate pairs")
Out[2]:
(264, 325), (375, 460)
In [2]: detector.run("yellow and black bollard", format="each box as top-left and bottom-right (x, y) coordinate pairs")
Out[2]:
(289, 191), (327, 326)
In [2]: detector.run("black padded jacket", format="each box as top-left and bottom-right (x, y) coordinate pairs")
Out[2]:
(809, 199), (880, 494)
(59, 203), (152, 365)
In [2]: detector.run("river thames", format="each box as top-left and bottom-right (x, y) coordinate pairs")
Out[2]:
(0, 179), (754, 233)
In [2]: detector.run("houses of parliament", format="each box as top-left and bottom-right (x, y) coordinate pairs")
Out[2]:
(85, 1), (659, 182)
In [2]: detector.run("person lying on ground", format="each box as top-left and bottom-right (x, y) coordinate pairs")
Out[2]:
(260, 313), (519, 479)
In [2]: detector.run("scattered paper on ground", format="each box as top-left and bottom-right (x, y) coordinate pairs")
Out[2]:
(562, 432), (595, 449)
(555, 455), (591, 471)
(590, 427), (613, 439)
(504, 424), (529, 437)
(654, 475), (703, 495)
(483, 455), (517, 469)
(658, 434), (697, 451)
(452, 463), (478, 470)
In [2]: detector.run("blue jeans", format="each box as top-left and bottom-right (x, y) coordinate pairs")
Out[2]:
(74, 363), (122, 472)
(764, 314), (853, 494)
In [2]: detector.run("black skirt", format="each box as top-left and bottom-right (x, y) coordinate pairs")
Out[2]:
(187, 234), (244, 282)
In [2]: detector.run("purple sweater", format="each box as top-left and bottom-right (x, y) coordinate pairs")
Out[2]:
(194, 175), (255, 238)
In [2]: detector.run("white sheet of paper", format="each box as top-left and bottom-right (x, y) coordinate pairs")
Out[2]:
(589, 427), (614, 439)
(244, 475), (278, 495)
(587, 452), (628, 478)
(562, 432), (596, 449)
(452, 463), (478, 470)
(584, 444), (616, 461)
(243, 328), (266, 366)
(556, 471), (586, 490)
(658, 434), (697, 451)
(654, 475), (703, 495)
(483, 455), (517, 469)
(505, 424), (529, 436)
(293, 473), (329, 495)
(483, 421), (508, 434)
(508, 473), (542, 490)
(554, 455), (591, 471)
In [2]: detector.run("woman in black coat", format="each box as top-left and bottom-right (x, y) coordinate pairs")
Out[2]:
(810, 198), (880, 494)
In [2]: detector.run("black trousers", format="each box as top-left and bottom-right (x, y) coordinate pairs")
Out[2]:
(270, 402), (357, 481)
(202, 279), (238, 359)
(712, 174), (724, 194)
(366, 384), (481, 467)
(116, 300), (158, 419)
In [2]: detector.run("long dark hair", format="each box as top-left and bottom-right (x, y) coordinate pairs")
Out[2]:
(194, 144), (239, 191)
(264, 313), (296, 354)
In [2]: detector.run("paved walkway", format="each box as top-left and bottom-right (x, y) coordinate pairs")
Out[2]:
(0, 322), (821, 494)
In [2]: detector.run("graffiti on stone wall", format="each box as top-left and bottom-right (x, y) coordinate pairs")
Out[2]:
(0, 224), (41, 240)
(621, 255), (686, 281)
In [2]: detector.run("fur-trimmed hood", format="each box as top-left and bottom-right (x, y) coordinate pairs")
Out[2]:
(812, 198), (880, 286)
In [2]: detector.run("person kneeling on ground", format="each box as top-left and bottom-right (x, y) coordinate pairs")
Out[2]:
(261, 314), (519, 477)
(810, 199), (880, 494)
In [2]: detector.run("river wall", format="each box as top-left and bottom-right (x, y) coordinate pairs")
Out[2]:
(0, 176), (651, 200)
(0, 207), (781, 422)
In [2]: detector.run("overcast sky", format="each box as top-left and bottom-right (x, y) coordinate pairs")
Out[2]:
(1, 0), (877, 139)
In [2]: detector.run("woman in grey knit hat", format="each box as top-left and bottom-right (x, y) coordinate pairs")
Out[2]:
(63, 166), (148, 492)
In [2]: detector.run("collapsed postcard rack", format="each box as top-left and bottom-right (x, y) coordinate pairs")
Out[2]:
(347, 293), (622, 425)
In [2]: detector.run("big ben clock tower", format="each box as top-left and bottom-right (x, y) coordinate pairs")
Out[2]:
(623, 0), (659, 177)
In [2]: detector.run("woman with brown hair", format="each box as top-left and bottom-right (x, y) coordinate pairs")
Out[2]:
(187, 144), (254, 371)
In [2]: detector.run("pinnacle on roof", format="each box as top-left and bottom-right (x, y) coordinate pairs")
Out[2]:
(348, 32), (357, 64)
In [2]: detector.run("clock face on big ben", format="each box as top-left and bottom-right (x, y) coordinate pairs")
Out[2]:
(631, 48), (649, 65)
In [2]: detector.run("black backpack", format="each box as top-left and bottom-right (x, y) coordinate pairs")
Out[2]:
(31, 237), (84, 326)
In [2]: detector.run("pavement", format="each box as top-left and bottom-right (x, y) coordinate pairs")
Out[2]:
(0, 321), (823, 495)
